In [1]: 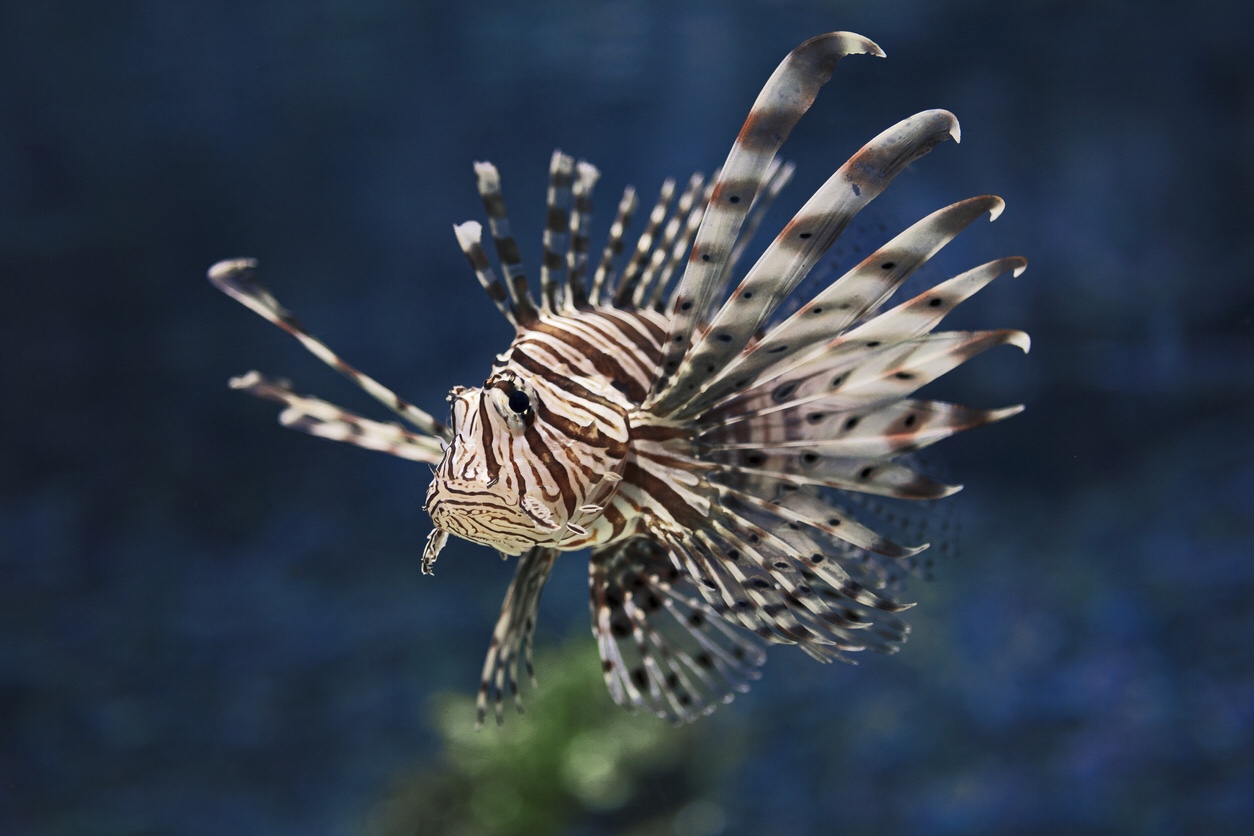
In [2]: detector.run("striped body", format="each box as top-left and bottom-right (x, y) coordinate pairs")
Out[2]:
(210, 32), (1027, 726)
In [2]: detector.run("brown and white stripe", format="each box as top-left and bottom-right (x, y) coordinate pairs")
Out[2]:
(658, 110), (962, 418)
(647, 31), (886, 410)
(207, 258), (449, 440)
(564, 161), (601, 311)
(685, 195), (1009, 415)
(539, 150), (576, 312)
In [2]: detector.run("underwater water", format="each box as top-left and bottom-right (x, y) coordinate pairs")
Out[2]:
(2, 0), (1252, 833)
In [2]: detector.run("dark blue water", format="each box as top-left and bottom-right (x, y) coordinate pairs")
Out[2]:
(3, 1), (1251, 833)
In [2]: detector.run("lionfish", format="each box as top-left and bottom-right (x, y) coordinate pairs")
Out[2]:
(209, 32), (1027, 726)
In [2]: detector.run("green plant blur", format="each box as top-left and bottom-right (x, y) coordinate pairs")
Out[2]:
(367, 639), (743, 836)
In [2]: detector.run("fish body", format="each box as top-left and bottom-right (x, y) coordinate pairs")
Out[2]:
(210, 32), (1027, 725)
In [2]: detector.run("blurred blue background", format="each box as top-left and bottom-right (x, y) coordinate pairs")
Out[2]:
(2, 0), (1252, 833)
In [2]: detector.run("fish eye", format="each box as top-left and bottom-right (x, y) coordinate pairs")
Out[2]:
(507, 390), (531, 414)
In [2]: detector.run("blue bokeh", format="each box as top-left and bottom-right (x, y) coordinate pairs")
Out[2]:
(2, 0), (1251, 833)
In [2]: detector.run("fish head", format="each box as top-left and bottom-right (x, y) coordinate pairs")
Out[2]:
(422, 369), (630, 569)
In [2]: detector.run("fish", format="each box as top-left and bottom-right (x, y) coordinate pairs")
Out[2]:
(208, 31), (1028, 727)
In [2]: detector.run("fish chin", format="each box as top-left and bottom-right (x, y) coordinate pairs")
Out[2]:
(425, 478), (552, 555)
